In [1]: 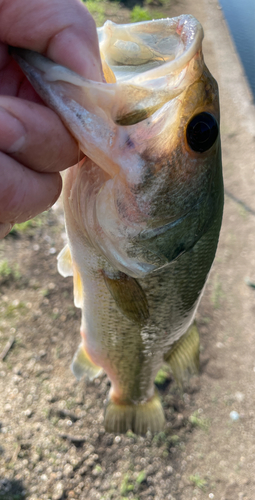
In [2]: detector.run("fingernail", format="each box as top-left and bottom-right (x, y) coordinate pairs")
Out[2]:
(0, 106), (26, 154)
(0, 222), (13, 239)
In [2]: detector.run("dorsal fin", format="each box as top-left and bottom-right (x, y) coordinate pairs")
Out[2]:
(164, 322), (200, 388)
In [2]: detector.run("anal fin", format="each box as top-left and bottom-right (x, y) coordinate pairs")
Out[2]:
(71, 343), (103, 381)
(104, 390), (165, 435)
(164, 322), (200, 388)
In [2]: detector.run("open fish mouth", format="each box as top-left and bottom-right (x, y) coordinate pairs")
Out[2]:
(97, 16), (203, 81)
(11, 15), (204, 128)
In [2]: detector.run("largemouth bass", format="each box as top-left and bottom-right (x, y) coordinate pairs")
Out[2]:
(12, 15), (223, 434)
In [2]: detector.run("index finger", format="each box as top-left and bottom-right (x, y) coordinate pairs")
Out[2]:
(0, 0), (103, 81)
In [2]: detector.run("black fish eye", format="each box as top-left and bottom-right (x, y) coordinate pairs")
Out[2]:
(186, 112), (219, 152)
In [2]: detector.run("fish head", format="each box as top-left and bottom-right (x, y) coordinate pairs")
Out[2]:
(12, 15), (223, 276)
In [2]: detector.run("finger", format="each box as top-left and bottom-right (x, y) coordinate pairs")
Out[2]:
(0, 0), (103, 81)
(0, 152), (62, 225)
(0, 222), (13, 239)
(0, 96), (81, 172)
(0, 43), (43, 102)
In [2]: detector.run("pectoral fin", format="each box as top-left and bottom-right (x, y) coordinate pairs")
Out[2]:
(164, 322), (200, 388)
(71, 343), (103, 381)
(57, 244), (73, 277)
(58, 247), (83, 309)
(102, 270), (149, 325)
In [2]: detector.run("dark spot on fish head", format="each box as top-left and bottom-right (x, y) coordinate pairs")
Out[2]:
(126, 136), (135, 149)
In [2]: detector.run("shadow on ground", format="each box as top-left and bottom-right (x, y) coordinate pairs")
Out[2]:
(0, 478), (25, 500)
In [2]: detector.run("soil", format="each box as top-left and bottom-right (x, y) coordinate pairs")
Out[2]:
(1, 0), (255, 499)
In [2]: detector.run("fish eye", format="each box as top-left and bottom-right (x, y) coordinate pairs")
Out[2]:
(186, 112), (219, 152)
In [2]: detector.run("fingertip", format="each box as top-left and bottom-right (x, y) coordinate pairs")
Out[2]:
(22, 171), (63, 222)
(46, 172), (62, 211)
(0, 97), (80, 172)
(12, 171), (62, 224)
(0, 153), (63, 224)
(0, 222), (13, 239)
(48, 29), (103, 82)
(46, 7), (103, 82)
(0, 0), (103, 81)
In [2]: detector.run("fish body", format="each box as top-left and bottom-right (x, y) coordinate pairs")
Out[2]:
(13, 15), (223, 434)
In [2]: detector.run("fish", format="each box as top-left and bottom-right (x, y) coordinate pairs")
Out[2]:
(12, 15), (224, 434)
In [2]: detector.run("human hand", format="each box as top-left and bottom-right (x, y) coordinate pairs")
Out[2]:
(0, 0), (103, 238)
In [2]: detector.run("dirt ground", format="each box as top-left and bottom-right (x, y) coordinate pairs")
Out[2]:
(1, 0), (255, 499)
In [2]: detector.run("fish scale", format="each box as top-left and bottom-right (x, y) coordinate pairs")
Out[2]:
(12, 15), (223, 434)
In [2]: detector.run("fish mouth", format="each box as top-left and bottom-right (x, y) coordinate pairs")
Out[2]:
(10, 15), (204, 129)
(98, 16), (204, 85)
(12, 15), (204, 86)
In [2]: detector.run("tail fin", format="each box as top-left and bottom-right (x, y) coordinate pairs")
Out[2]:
(104, 390), (165, 434)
